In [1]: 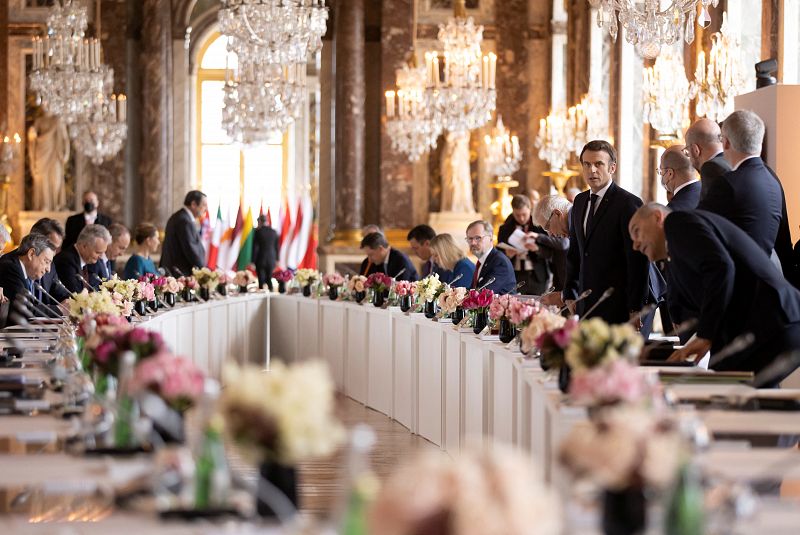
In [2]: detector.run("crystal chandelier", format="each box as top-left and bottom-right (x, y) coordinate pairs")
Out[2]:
(689, 12), (748, 122)
(0, 133), (22, 177)
(642, 46), (691, 136)
(570, 93), (609, 149)
(223, 58), (307, 145)
(28, 0), (113, 125)
(424, 0), (496, 134)
(218, 0), (328, 63)
(590, 0), (718, 59)
(483, 116), (521, 178)
(68, 93), (128, 165)
(534, 108), (574, 172)
(385, 62), (441, 162)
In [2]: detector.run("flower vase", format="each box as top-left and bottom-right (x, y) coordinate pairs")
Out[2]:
(164, 292), (176, 307)
(424, 300), (437, 319)
(134, 300), (147, 316)
(199, 287), (211, 301)
(328, 286), (339, 301)
(354, 291), (366, 304)
(217, 283), (228, 296)
(181, 288), (193, 302)
(148, 300), (158, 312)
(399, 295), (412, 312)
(602, 487), (646, 535)
(472, 310), (488, 335)
(257, 461), (298, 517)
(372, 290), (386, 308)
(558, 364), (572, 394)
(302, 285), (311, 297)
(498, 318), (516, 343)
(452, 306), (465, 325)
(278, 281), (286, 294)
(239, 285), (249, 294)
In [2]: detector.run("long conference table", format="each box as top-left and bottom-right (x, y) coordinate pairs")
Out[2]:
(2, 292), (800, 533)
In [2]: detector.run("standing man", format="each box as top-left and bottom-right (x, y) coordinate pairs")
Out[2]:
(629, 204), (800, 384)
(659, 146), (701, 211)
(359, 232), (418, 282)
(63, 191), (112, 250)
(465, 220), (516, 295)
(532, 195), (572, 291)
(160, 191), (208, 276)
(252, 214), (279, 290)
(54, 224), (111, 292)
(407, 224), (449, 280)
(684, 118), (730, 201)
(541, 140), (651, 329)
(0, 234), (58, 325)
(93, 223), (130, 279)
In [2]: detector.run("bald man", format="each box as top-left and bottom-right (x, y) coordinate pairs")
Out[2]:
(629, 204), (800, 385)
(684, 118), (730, 201)
(659, 145), (700, 211)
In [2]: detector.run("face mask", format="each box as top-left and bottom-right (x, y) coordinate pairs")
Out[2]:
(84, 202), (96, 213)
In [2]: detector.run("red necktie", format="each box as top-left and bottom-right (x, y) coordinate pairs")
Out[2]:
(471, 260), (481, 288)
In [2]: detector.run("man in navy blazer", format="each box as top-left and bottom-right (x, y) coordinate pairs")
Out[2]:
(697, 110), (783, 257)
(660, 146), (701, 212)
(465, 220), (516, 295)
(29, 218), (71, 306)
(542, 141), (651, 329)
(160, 191), (208, 276)
(53, 224), (111, 293)
(685, 118), (731, 202)
(630, 205), (800, 384)
(0, 234), (58, 325)
(360, 232), (418, 282)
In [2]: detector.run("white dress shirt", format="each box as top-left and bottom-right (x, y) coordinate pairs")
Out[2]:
(583, 180), (613, 233)
(474, 248), (492, 282)
(730, 154), (759, 172)
(673, 178), (699, 195)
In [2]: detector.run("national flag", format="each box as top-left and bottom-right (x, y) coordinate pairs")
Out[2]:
(265, 207), (272, 228)
(200, 209), (212, 262)
(278, 197), (293, 268)
(237, 207), (255, 270)
(293, 195), (313, 269)
(226, 204), (244, 270)
(298, 222), (318, 269)
(287, 199), (304, 269)
(207, 207), (224, 269)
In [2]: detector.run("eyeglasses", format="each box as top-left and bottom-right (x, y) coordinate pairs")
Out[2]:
(544, 212), (555, 232)
(656, 167), (672, 176)
(465, 235), (489, 243)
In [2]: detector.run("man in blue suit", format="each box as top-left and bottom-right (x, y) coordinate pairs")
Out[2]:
(630, 204), (800, 385)
(465, 220), (516, 295)
(697, 110), (783, 257)
(542, 141), (652, 330)
(660, 145), (700, 211)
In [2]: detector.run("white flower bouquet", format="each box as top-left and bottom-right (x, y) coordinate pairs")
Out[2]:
(565, 318), (643, 373)
(220, 361), (344, 465)
(69, 288), (131, 319)
(346, 275), (367, 294)
(414, 274), (443, 303)
(192, 267), (220, 290)
(233, 270), (257, 288)
(520, 307), (566, 353)
(294, 268), (320, 288)
(102, 276), (139, 302)
(437, 286), (467, 314)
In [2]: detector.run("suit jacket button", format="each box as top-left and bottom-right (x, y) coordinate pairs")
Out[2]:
(584, 252), (589, 257)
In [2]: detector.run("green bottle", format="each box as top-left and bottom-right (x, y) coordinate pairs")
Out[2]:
(665, 463), (704, 535)
(113, 352), (138, 448)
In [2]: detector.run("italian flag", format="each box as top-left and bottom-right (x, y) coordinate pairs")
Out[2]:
(226, 205), (244, 270)
(206, 207), (224, 269)
(237, 207), (254, 270)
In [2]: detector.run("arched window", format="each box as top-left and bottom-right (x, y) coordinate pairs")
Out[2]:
(195, 32), (287, 223)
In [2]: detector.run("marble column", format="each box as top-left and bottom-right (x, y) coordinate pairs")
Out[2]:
(0, 1), (7, 130)
(526, 0), (553, 195)
(139, 0), (173, 228)
(334, 0), (365, 234)
(379, 0), (414, 229)
(495, 0), (530, 192)
(94, 0), (129, 223)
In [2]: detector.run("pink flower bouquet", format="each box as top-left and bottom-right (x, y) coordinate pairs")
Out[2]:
(365, 272), (393, 293)
(535, 316), (578, 370)
(568, 359), (654, 407)
(234, 269), (257, 288)
(129, 352), (205, 412)
(461, 288), (494, 311)
(178, 276), (198, 290)
(393, 280), (414, 297)
(489, 294), (518, 321)
(136, 280), (156, 302)
(88, 327), (167, 377)
(323, 272), (346, 287)
(508, 299), (539, 327)
(273, 268), (293, 283)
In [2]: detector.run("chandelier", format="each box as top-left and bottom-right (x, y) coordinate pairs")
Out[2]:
(589, 0), (718, 59)
(223, 59), (307, 145)
(385, 62), (441, 162)
(570, 93), (609, 149)
(28, 0), (113, 125)
(535, 109), (574, 172)
(0, 133), (22, 177)
(218, 0), (328, 63)
(643, 46), (691, 136)
(68, 94), (128, 164)
(483, 116), (521, 178)
(424, 0), (496, 134)
(689, 12), (748, 122)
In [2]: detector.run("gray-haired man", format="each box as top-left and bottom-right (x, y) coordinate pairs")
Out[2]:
(54, 224), (111, 292)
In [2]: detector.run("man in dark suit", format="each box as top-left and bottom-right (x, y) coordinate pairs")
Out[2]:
(465, 220), (516, 294)
(54, 224), (111, 293)
(91, 223), (130, 280)
(63, 191), (113, 250)
(252, 214), (279, 290)
(497, 195), (555, 295)
(532, 195), (572, 291)
(160, 191), (208, 276)
(660, 145), (700, 211)
(359, 232), (418, 282)
(407, 224), (450, 280)
(542, 140), (651, 329)
(684, 118), (731, 201)
(629, 204), (800, 384)
(28, 218), (71, 306)
(697, 110), (783, 258)
(0, 234), (58, 325)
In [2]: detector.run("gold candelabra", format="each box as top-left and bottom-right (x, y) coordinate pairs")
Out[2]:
(0, 133), (22, 236)
(489, 177), (518, 228)
(542, 167), (579, 197)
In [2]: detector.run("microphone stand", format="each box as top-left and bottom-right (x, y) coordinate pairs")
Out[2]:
(513, 280), (526, 294)
(477, 277), (496, 291)
(448, 273), (464, 286)
(21, 291), (62, 320)
(707, 332), (756, 368)
(580, 288), (615, 320)
(393, 268), (406, 280)
(75, 274), (94, 292)
(558, 289), (592, 314)
(33, 282), (71, 316)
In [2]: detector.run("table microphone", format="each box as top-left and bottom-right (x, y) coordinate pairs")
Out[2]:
(665, 318), (698, 338)
(631, 302), (657, 323)
(707, 332), (756, 368)
(33, 282), (71, 316)
(75, 273), (93, 292)
(477, 277), (496, 291)
(21, 290), (62, 320)
(448, 273), (464, 286)
(513, 280), (526, 293)
(393, 268), (406, 280)
(53, 278), (77, 299)
(171, 266), (186, 277)
(750, 350), (800, 388)
(580, 287), (614, 320)
(558, 289), (592, 314)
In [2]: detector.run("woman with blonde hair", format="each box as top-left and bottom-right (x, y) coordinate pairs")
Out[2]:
(429, 233), (474, 288)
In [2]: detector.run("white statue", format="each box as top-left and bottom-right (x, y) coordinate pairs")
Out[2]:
(28, 114), (70, 211)
(440, 131), (475, 213)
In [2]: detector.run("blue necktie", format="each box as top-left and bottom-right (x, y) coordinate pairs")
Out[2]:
(26, 278), (33, 293)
